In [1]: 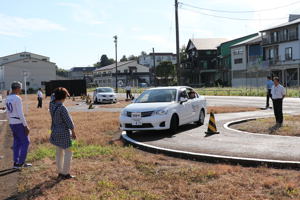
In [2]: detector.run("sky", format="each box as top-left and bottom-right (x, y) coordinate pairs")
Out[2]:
(0, 0), (300, 69)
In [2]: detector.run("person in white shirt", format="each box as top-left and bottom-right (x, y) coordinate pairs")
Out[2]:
(125, 85), (132, 99)
(271, 77), (286, 127)
(37, 88), (43, 108)
(6, 81), (31, 169)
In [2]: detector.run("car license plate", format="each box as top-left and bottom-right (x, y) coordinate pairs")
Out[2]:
(131, 112), (141, 120)
(132, 121), (142, 126)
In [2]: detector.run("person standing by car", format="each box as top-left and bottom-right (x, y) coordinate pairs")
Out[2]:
(6, 81), (31, 169)
(37, 88), (43, 108)
(271, 77), (286, 128)
(49, 87), (76, 179)
(125, 85), (132, 100)
(266, 76), (274, 109)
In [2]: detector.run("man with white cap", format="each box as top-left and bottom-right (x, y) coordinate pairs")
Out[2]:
(5, 81), (31, 169)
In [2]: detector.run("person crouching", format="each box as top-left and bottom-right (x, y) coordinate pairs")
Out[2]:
(49, 87), (77, 179)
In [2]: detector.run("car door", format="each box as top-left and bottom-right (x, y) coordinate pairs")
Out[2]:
(177, 89), (193, 125)
(186, 88), (200, 122)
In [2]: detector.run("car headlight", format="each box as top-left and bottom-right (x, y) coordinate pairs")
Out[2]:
(121, 109), (127, 116)
(156, 109), (168, 115)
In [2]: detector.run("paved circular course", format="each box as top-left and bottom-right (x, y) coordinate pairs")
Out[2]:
(122, 96), (300, 168)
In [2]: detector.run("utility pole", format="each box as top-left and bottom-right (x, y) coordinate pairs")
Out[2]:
(152, 48), (156, 86)
(114, 35), (118, 93)
(175, 0), (181, 86)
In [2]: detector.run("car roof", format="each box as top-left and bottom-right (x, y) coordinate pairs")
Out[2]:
(96, 87), (113, 89)
(147, 86), (191, 90)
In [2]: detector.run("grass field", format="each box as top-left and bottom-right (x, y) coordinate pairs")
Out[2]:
(88, 87), (300, 97)
(231, 115), (300, 137)
(10, 95), (300, 199)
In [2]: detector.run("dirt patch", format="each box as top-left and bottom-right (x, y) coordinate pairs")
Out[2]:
(8, 95), (300, 199)
(0, 114), (19, 199)
(207, 106), (259, 114)
(231, 115), (300, 137)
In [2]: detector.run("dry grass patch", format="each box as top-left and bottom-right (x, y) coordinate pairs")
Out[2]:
(231, 115), (300, 136)
(10, 94), (300, 199)
(207, 106), (259, 114)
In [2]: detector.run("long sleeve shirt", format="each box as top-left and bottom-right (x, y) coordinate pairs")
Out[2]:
(6, 94), (28, 126)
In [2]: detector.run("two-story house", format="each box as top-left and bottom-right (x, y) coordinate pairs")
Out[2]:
(182, 38), (228, 87)
(138, 52), (177, 68)
(231, 35), (266, 87)
(260, 15), (300, 86)
(93, 60), (150, 88)
(217, 33), (259, 86)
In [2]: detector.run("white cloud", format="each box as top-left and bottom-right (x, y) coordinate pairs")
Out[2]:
(57, 2), (104, 25)
(0, 14), (66, 37)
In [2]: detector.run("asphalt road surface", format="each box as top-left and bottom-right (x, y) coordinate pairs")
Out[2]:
(124, 96), (300, 162)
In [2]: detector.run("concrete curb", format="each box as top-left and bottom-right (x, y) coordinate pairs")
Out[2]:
(121, 131), (300, 169)
(224, 116), (300, 139)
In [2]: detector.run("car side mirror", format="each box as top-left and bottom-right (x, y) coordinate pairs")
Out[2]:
(179, 97), (188, 104)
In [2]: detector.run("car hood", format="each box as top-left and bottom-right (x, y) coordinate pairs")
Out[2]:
(124, 102), (175, 112)
(96, 93), (115, 96)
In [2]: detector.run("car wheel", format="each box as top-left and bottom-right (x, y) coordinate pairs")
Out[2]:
(126, 130), (133, 134)
(169, 114), (179, 134)
(196, 109), (205, 126)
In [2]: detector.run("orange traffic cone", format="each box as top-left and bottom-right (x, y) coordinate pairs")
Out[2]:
(205, 112), (219, 134)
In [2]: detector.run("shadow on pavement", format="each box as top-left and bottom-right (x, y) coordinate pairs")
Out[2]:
(5, 178), (62, 200)
(0, 168), (19, 177)
(127, 123), (203, 142)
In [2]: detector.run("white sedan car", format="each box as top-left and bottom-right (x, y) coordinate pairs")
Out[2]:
(93, 87), (117, 104)
(120, 86), (206, 134)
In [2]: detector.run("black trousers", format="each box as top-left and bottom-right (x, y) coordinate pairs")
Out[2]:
(272, 98), (283, 124)
(266, 89), (272, 108)
(37, 97), (43, 108)
(126, 90), (131, 99)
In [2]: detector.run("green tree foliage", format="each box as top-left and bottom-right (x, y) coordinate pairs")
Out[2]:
(140, 51), (147, 56)
(180, 45), (187, 62)
(56, 66), (69, 77)
(120, 55), (128, 62)
(94, 54), (114, 68)
(155, 61), (176, 85)
(128, 55), (137, 61)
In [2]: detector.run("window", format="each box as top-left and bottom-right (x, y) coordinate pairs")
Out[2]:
(234, 58), (243, 64)
(26, 82), (30, 86)
(285, 47), (292, 60)
(124, 69), (128, 73)
(283, 29), (288, 41)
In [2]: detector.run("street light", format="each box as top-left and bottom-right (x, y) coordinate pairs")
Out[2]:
(113, 35), (118, 93)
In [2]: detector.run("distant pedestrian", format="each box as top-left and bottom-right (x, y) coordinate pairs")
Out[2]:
(266, 76), (274, 109)
(49, 87), (76, 180)
(37, 88), (43, 108)
(125, 85), (132, 99)
(6, 81), (31, 169)
(271, 77), (286, 127)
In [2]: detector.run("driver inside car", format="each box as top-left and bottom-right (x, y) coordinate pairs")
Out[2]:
(188, 91), (196, 99)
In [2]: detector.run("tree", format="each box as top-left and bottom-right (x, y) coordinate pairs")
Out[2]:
(128, 55), (137, 61)
(56, 66), (69, 77)
(120, 55), (128, 62)
(94, 54), (114, 68)
(140, 51), (147, 56)
(155, 61), (176, 86)
(180, 45), (187, 62)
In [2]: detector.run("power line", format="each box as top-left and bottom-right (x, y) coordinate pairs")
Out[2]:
(180, 7), (289, 21)
(179, 1), (300, 13)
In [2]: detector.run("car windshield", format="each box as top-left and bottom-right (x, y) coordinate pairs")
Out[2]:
(96, 88), (113, 93)
(135, 89), (177, 103)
